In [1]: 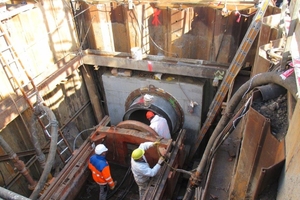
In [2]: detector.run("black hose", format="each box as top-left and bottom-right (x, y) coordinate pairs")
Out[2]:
(73, 127), (96, 151)
(117, 174), (135, 200)
(107, 167), (132, 199)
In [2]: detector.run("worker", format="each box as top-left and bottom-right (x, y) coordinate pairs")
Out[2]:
(146, 111), (171, 139)
(131, 141), (165, 199)
(88, 144), (116, 200)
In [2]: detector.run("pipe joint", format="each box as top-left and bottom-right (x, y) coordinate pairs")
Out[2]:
(50, 120), (59, 127)
(13, 159), (26, 172)
(9, 153), (17, 160)
(33, 105), (44, 116)
(28, 181), (37, 191)
(189, 172), (201, 187)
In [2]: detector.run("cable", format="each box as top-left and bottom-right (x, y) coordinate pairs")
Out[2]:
(232, 96), (252, 128)
(79, 15), (95, 51)
(107, 167), (133, 199)
(72, 127), (96, 151)
(155, 144), (193, 176)
(242, 73), (260, 99)
(178, 80), (191, 102)
(116, 173), (135, 200)
(130, 7), (178, 57)
(210, 95), (252, 159)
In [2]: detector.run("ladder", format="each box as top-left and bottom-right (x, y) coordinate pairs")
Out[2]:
(189, 0), (270, 160)
(0, 21), (73, 165)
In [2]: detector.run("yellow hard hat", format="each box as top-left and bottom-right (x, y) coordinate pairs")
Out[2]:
(132, 148), (145, 160)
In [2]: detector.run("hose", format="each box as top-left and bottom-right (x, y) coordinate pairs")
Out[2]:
(0, 135), (15, 158)
(29, 105), (58, 200)
(107, 167), (132, 199)
(30, 114), (46, 168)
(0, 186), (31, 200)
(73, 127), (96, 151)
(116, 174), (135, 200)
(183, 71), (297, 200)
(155, 142), (193, 176)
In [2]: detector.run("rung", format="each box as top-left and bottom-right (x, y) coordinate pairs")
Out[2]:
(38, 112), (47, 119)
(27, 90), (37, 99)
(57, 138), (64, 145)
(44, 129), (51, 137)
(8, 76), (17, 83)
(64, 155), (72, 163)
(6, 57), (20, 65)
(0, 45), (12, 52)
(44, 123), (51, 129)
(60, 147), (69, 155)
(21, 80), (33, 88)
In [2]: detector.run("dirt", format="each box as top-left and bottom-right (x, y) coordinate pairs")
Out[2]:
(249, 94), (288, 199)
(76, 163), (139, 200)
(251, 94), (288, 141)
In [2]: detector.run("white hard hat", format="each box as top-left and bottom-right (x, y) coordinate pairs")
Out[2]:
(95, 144), (108, 155)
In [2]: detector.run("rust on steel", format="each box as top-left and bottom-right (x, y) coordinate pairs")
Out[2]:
(143, 129), (186, 199)
(40, 117), (185, 199)
(116, 120), (159, 138)
(229, 107), (284, 199)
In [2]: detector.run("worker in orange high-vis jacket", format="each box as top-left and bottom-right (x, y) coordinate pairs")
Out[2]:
(88, 144), (116, 200)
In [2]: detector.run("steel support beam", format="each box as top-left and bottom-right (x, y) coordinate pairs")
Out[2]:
(82, 50), (227, 79)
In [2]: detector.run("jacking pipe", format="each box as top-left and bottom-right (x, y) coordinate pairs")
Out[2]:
(123, 85), (184, 135)
(183, 71), (298, 200)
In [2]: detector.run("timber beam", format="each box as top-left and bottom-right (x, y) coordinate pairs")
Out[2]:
(0, 56), (81, 131)
(83, 49), (228, 79)
(84, 0), (257, 7)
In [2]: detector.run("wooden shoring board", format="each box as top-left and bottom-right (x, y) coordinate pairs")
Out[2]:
(189, 0), (270, 161)
(0, 22), (74, 164)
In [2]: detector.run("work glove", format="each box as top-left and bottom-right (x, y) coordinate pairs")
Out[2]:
(110, 181), (117, 190)
(158, 156), (164, 165)
(153, 141), (160, 146)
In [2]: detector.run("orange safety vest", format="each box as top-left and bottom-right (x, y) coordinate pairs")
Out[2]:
(88, 155), (115, 188)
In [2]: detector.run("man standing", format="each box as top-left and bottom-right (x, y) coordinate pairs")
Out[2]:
(88, 144), (116, 200)
(131, 141), (165, 199)
(146, 111), (171, 139)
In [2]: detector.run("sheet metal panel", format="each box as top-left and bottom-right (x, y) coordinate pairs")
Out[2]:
(229, 107), (284, 199)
